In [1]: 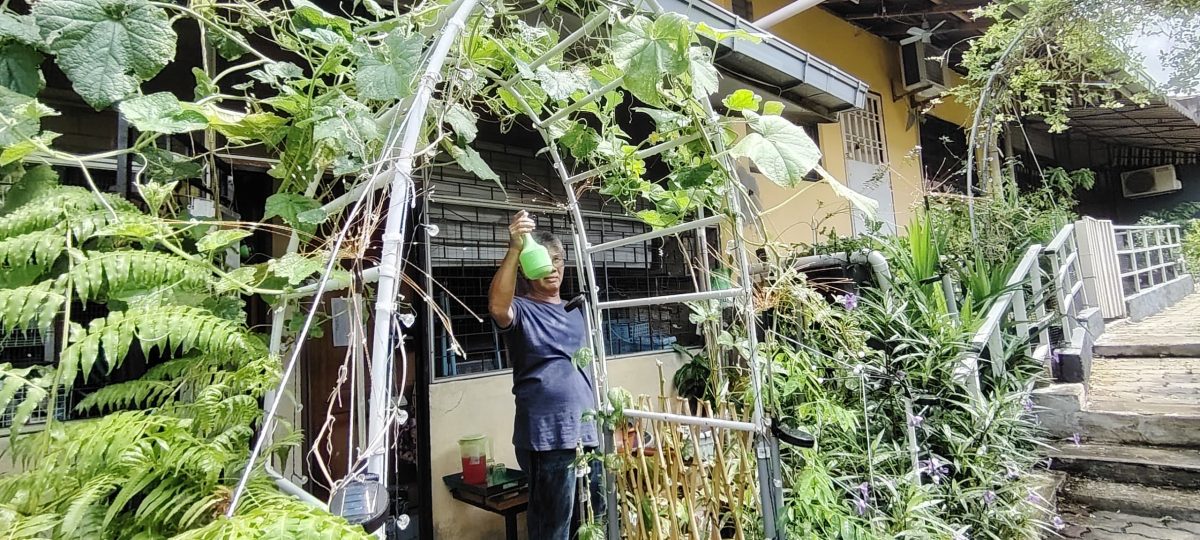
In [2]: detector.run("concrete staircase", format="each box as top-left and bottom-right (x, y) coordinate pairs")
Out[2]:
(1034, 295), (1200, 537)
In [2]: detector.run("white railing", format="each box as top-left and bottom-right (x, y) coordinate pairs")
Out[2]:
(957, 223), (1088, 403)
(1113, 224), (1187, 301)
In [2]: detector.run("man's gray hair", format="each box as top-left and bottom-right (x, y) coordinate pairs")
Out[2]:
(533, 230), (565, 256)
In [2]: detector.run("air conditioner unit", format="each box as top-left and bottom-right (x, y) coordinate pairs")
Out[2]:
(1120, 165), (1181, 199)
(898, 41), (946, 102)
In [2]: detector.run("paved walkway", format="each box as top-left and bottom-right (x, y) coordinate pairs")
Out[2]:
(1095, 294), (1200, 356)
(1059, 504), (1200, 539)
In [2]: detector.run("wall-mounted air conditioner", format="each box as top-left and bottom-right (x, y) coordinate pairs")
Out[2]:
(1120, 165), (1181, 199)
(898, 41), (946, 102)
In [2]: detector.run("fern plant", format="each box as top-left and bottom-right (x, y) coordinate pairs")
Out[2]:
(0, 165), (367, 539)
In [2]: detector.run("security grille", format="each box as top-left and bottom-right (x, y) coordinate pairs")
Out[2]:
(841, 93), (887, 165)
(0, 328), (67, 430)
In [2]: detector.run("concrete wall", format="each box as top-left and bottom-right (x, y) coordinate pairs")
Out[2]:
(720, 1), (973, 243)
(428, 349), (688, 540)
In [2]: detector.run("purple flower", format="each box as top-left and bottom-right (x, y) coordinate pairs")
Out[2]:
(1052, 515), (1066, 530)
(908, 413), (925, 428)
(1005, 466), (1021, 480)
(1071, 433), (1082, 447)
(1050, 350), (1061, 369)
(918, 458), (950, 484)
(1027, 489), (1044, 504)
(854, 496), (869, 516)
(982, 490), (996, 505)
(858, 482), (870, 499)
(1022, 397), (1034, 412)
(835, 293), (858, 310)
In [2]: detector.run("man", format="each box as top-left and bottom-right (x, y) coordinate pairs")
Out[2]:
(488, 210), (604, 539)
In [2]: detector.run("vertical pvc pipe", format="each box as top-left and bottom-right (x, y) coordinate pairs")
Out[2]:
(366, 0), (483, 485)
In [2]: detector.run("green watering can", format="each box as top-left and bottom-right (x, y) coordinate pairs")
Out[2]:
(519, 233), (555, 280)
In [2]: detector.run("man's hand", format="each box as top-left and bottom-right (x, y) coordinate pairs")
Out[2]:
(509, 210), (536, 251)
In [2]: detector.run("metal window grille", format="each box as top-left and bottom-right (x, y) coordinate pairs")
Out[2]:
(426, 144), (702, 380)
(0, 328), (67, 429)
(840, 93), (887, 165)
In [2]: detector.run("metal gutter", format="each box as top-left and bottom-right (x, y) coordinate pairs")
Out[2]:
(660, 0), (868, 120)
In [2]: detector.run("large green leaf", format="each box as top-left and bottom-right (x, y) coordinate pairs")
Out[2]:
(312, 94), (380, 174)
(136, 147), (202, 183)
(354, 30), (423, 101)
(687, 46), (718, 101)
(534, 65), (588, 101)
(0, 13), (43, 46)
(446, 144), (499, 182)
(197, 228), (252, 253)
(611, 14), (691, 106)
(729, 111), (822, 188)
(0, 87), (56, 148)
(443, 103), (477, 142)
(0, 43), (45, 97)
(119, 92), (208, 134)
(269, 252), (327, 285)
(264, 193), (321, 234)
(33, 0), (177, 109)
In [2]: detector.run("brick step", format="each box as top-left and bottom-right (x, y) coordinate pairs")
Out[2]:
(1093, 338), (1200, 358)
(1060, 478), (1200, 522)
(1050, 443), (1200, 489)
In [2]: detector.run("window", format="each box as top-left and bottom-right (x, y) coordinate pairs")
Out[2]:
(840, 93), (887, 165)
(425, 144), (702, 380)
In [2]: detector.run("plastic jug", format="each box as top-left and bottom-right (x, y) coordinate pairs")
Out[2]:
(519, 233), (554, 280)
(458, 434), (491, 485)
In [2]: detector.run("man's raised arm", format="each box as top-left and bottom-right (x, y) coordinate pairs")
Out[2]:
(488, 210), (534, 328)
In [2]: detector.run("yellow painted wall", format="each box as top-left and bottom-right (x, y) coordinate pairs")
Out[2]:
(428, 350), (688, 540)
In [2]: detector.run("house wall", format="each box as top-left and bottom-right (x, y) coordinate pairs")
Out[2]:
(428, 349), (688, 540)
(717, 1), (973, 244)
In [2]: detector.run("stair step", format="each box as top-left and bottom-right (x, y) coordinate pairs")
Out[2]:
(1051, 443), (1200, 489)
(1031, 470), (1068, 516)
(1074, 408), (1200, 447)
(1061, 478), (1200, 521)
(1093, 337), (1200, 358)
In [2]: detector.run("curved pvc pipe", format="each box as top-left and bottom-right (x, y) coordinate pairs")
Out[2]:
(790, 250), (893, 293)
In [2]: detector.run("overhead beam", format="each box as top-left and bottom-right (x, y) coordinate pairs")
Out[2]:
(844, 1), (988, 21)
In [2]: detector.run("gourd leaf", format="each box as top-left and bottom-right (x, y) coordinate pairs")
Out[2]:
(263, 193), (321, 234)
(137, 147), (203, 183)
(729, 111), (822, 187)
(722, 89), (760, 113)
(268, 252), (327, 286)
(32, 0), (177, 109)
(443, 103), (478, 142)
(446, 144), (499, 182)
(0, 87), (57, 148)
(118, 93), (208, 134)
(0, 13), (43, 46)
(354, 29), (424, 101)
(534, 65), (588, 101)
(687, 46), (718, 101)
(0, 43), (45, 97)
(611, 14), (691, 106)
(196, 229), (252, 254)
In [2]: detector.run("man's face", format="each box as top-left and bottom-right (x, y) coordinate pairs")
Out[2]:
(529, 248), (565, 296)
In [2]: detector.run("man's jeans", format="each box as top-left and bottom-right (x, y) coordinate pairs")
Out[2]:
(515, 448), (606, 540)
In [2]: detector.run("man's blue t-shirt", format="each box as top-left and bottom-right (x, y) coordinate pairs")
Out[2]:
(500, 296), (598, 451)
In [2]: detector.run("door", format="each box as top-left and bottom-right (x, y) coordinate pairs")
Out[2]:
(840, 93), (896, 235)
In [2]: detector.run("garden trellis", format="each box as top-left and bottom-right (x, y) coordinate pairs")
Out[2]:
(203, 0), (853, 536)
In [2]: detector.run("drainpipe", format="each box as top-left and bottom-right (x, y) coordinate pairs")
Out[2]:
(754, 0), (827, 29)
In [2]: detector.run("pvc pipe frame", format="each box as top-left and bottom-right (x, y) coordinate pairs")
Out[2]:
(790, 250), (894, 293)
(754, 0), (826, 29)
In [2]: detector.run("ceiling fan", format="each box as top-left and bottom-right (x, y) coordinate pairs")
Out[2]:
(900, 20), (946, 45)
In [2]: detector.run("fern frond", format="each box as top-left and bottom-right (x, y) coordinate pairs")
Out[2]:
(0, 282), (67, 332)
(0, 504), (59, 539)
(0, 187), (133, 238)
(172, 478), (372, 540)
(75, 378), (179, 413)
(0, 229), (67, 287)
(60, 473), (121, 533)
(62, 250), (212, 303)
(59, 306), (267, 389)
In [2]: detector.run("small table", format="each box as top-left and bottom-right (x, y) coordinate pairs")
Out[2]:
(443, 468), (529, 540)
